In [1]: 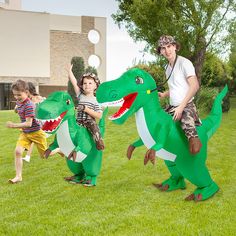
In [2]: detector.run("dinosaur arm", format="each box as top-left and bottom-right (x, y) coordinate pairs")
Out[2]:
(44, 135), (59, 158)
(132, 138), (144, 147)
(150, 125), (169, 151)
(144, 126), (169, 165)
(127, 138), (144, 160)
(48, 136), (59, 150)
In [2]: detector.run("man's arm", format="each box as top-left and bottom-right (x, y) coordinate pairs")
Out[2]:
(172, 75), (199, 120)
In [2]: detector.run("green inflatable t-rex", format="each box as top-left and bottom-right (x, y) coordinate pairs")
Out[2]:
(36, 91), (107, 186)
(96, 68), (228, 201)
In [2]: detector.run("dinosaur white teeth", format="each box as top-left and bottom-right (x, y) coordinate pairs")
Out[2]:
(100, 98), (124, 107)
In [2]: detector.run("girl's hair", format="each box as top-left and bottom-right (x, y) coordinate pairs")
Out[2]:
(28, 82), (39, 96)
(78, 73), (101, 95)
(11, 80), (29, 92)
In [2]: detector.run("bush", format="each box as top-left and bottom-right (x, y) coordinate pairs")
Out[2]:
(195, 87), (219, 113)
(195, 86), (230, 113)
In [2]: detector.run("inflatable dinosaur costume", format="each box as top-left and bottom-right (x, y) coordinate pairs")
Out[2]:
(96, 68), (228, 201)
(36, 91), (107, 186)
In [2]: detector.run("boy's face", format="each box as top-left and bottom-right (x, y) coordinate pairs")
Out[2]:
(82, 77), (97, 95)
(12, 89), (28, 103)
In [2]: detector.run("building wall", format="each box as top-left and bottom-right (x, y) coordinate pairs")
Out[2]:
(0, 9), (50, 80)
(0, 8), (106, 109)
(0, 0), (21, 10)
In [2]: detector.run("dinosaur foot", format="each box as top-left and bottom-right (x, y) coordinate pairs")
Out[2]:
(153, 177), (186, 192)
(64, 174), (78, 182)
(185, 182), (219, 201)
(82, 176), (97, 187)
(67, 174), (86, 184)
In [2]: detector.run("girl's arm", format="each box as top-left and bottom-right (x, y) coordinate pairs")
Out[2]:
(66, 64), (80, 96)
(6, 117), (33, 129)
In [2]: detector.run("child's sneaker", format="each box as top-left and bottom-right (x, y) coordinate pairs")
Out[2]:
(22, 155), (30, 162)
(96, 139), (105, 150)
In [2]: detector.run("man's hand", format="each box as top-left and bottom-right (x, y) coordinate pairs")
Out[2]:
(172, 105), (184, 121)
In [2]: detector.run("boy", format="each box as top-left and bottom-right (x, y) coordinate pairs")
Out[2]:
(66, 64), (105, 150)
(6, 80), (47, 183)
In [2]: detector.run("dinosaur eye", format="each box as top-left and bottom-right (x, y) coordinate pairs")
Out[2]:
(135, 76), (143, 84)
(66, 99), (71, 105)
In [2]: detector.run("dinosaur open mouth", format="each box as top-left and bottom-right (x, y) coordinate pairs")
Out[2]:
(110, 93), (137, 120)
(41, 111), (67, 132)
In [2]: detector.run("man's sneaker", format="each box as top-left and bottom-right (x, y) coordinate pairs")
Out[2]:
(22, 155), (30, 162)
(96, 139), (105, 150)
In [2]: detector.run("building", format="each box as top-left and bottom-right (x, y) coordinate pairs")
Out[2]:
(0, 0), (106, 109)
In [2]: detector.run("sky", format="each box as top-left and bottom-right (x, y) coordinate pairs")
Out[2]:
(21, 0), (156, 80)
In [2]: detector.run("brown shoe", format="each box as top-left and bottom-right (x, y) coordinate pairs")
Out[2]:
(96, 139), (105, 150)
(189, 137), (202, 155)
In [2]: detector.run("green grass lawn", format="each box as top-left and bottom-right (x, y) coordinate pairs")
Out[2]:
(0, 100), (235, 236)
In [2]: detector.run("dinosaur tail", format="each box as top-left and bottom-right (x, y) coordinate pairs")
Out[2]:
(99, 107), (109, 137)
(201, 85), (228, 139)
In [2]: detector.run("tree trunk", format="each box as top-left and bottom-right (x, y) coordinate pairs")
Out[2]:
(191, 37), (207, 85)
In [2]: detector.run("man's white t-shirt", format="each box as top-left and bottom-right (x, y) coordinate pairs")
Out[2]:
(165, 55), (196, 106)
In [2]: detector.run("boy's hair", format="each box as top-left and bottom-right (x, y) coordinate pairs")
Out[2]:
(78, 73), (101, 95)
(28, 82), (39, 96)
(11, 80), (29, 92)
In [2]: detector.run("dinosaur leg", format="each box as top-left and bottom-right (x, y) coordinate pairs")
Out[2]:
(153, 160), (186, 192)
(81, 148), (103, 186)
(179, 150), (219, 201)
(66, 159), (85, 183)
(183, 164), (219, 201)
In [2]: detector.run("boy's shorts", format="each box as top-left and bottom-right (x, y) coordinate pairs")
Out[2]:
(16, 129), (47, 158)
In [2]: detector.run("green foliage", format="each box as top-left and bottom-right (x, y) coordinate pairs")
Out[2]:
(0, 104), (236, 235)
(202, 52), (232, 87)
(130, 62), (166, 90)
(195, 86), (222, 113)
(85, 66), (98, 75)
(67, 57), (85, 105)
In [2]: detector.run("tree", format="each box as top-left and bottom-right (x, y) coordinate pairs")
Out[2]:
(67, 56), (85, 105)
(85, 66), (98, 75)
(201, 52), (231, 87)
(112, 0), (236, 80)
(228, 21), (236, 94)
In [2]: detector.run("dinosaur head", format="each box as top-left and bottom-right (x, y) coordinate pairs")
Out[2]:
(36, 91), (75, 134)
(96, 68), (159, 124)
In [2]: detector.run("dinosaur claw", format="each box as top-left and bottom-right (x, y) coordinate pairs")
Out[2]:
(127, 145), (135, 160)
(185, 193), (195, 201)
(152, 183), (163, 189)
(160, 184), (169, 191)
(144, 149), (156, 165)
(195, 194), (202, 202)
